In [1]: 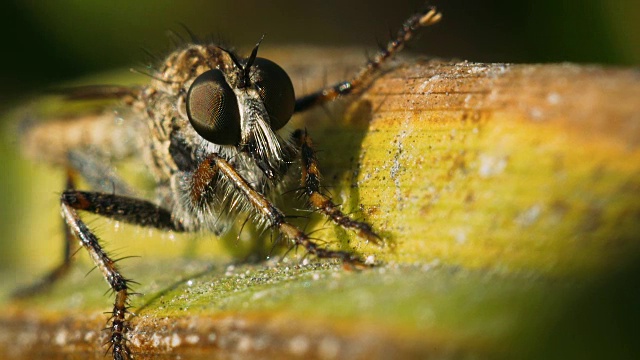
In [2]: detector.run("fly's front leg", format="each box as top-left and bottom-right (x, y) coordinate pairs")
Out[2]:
(59, 191), (184, 360)
(192, 155), (366, 265)
(294, 6), (441, 112)
(292, 129), (382, 246)
(13, 151), (136, 298)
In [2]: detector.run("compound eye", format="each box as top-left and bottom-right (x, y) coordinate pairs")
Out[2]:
(186, 69), (241, 145)
(253, 58), (295, 130)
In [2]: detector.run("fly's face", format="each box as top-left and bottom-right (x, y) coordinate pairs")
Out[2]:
(185, 42), (296, 178)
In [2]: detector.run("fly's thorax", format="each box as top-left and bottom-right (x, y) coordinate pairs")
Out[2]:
(154, 44), (230, 93)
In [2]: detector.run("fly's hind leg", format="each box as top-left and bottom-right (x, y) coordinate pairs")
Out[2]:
(286, 6), (441, 251)
(292, 129), (382, 246)
(293, 6), (441, 112)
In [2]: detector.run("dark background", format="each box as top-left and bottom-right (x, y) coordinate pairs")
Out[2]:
(0, 0), (638, 111)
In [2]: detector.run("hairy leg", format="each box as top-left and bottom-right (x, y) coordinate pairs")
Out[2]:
(293, 6), (441, 112)
(192, 154), (367, 265)
(59, 191), (183, 359)
(13, 152), (138, 298)
(292, 129), (382, 245)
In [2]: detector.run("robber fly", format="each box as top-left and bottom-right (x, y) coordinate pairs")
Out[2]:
(14, 6), (441, 360)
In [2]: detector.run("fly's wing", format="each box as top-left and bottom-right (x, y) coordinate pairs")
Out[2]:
(52, 85), (139, 102)
(15, 83), (144, 167)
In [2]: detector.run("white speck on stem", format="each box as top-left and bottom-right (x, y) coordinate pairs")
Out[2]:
(170, 333), (181, 348)
(289, 335), (310, 356)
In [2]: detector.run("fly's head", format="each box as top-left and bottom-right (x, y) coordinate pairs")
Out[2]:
(184, 39), (296, 179)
